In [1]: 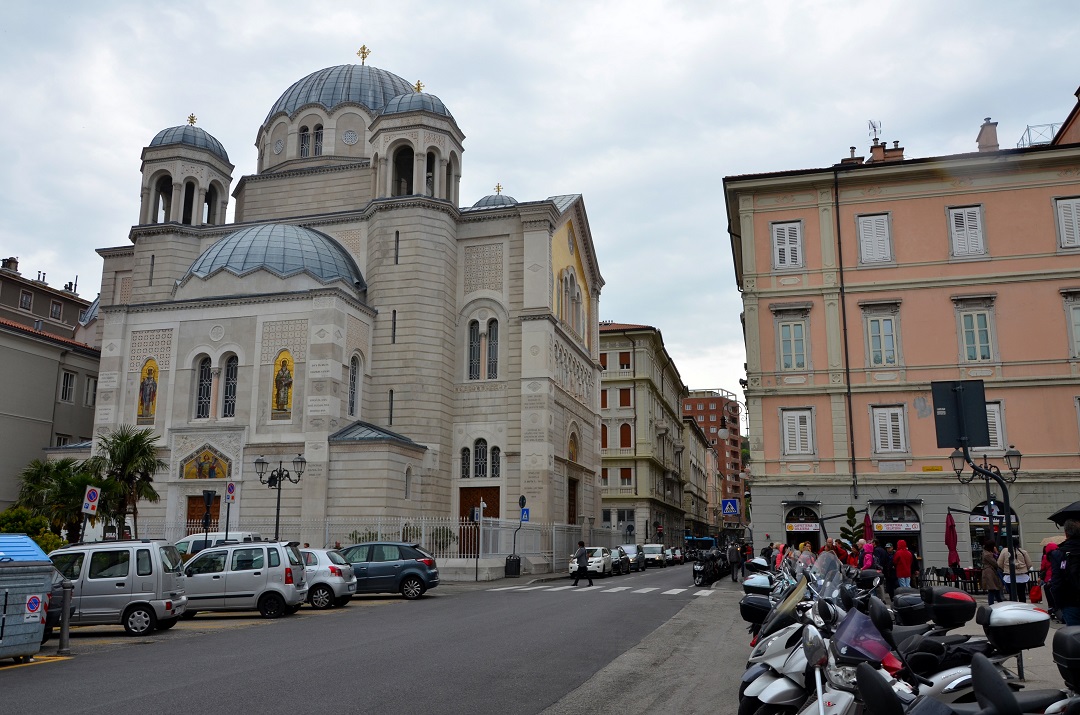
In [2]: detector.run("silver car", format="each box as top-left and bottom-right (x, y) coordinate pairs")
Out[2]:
(301, 548), (357, 609)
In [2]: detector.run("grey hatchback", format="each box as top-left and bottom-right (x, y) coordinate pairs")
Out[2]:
(339, 542), (439, 600)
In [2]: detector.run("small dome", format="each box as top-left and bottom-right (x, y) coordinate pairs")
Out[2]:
(187, 224), (365, 288)
(149, 125), (229, 162)
(472, 194), (518, 208)
(265, 64), (415, 122)
(380, 92), (452, 118)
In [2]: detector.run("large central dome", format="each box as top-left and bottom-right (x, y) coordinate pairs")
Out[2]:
(265, 64), (415, 122)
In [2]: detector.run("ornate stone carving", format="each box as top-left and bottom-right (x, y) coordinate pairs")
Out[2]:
(129, 329), (174, 372)
(424, 131), (446, 149)
(314, 296), (335, 309)
(335, 229), (362, 259)
(347, 315), (368, 359)
(261, 319), (308, 363)
(210, 325), (224, 342)
(464, 244), (504, 294)
(118, 276), (132, 305)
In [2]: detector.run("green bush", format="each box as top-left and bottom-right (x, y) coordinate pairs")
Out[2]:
(0, 506), (67, 553)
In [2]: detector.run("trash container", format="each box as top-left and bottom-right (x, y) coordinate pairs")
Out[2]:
(504, 554), (521, 578)
(0, 534), (53, 663)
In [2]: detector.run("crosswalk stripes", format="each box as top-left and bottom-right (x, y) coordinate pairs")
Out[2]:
(693, 590), (715, 597)
(546, 585), (577, 591)
(602, 587), (632, 592)
(485, 583), (716, 598)
(487, 586), (523, 591)
(661, 588), (687, 595)
(631, 587), (659, 593)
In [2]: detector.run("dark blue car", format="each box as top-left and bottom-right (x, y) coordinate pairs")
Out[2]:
(339, 542), (439, 600)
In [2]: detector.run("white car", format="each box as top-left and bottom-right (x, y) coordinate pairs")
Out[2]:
(301, 548), (357, 609)
(567, 546), (613, 578)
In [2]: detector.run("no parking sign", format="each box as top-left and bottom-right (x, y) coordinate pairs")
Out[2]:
(82, 486), (99, 515)
(24, 594), (43, 623)
(226, 481), (236, 502)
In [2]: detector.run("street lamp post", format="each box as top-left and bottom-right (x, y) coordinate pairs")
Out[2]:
(254, 454), (306, 542)
(950, 445), (1022, 600)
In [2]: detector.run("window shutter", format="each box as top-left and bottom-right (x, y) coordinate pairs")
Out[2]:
(1060, 199), (1080, 248)
(985, 402), (1002, 450)
(873, 407), (905, 452)
(859, 215), (890, 262)
(951, 207), (983, 255)
(783, 410), (812, 455)
(773, 223), (801, 267)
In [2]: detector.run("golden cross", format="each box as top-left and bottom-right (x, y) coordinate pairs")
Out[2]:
(187, 113), (197, 126)
(357, 45), (371, 65)
(414, 80), (424, 93)
(494, 183), (502, 195)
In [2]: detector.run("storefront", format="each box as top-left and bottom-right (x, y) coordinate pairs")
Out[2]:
(869, 501), (923, 560)
(783, 504), (821, 552)
(968, 500), (1019, 567)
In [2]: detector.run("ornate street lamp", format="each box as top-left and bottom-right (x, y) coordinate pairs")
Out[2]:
(254, 453), (306, 541)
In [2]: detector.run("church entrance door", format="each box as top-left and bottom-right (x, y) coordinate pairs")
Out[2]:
(459, 487), (500, 557)
(186, 495), (221, 535)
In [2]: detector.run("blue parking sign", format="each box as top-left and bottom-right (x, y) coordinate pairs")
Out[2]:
(520, 508), (530, 522)
(721, 499), (739, 516)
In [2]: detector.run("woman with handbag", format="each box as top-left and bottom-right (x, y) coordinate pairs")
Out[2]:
(997, 537), (1033, 602)
(982, 539), (1004, 604)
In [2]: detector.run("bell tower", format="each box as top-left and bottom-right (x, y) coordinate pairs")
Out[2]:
(138, 115), (234, 226)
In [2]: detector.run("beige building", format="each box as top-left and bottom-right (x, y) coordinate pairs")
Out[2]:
(598, 322), (688, 545)
(67, 61), (604, 544)
(726, 87), (1080, 567)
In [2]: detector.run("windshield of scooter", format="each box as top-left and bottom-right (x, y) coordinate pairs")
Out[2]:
(810, 551), (842, 597)
(830, 606), (892, 666)
(758, 574), (809, 639)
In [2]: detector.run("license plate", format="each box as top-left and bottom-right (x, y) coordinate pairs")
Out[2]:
(348, 584), (356, 592)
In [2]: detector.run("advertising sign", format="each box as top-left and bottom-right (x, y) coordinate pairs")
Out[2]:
(785, 522), (819, 532)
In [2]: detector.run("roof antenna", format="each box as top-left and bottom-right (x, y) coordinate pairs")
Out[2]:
(869, 120), (882, 145)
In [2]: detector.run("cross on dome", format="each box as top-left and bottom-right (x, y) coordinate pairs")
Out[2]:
(414, 80), (424, 93)
(357, 45), (371, 65)
(187, 113), (197, 126)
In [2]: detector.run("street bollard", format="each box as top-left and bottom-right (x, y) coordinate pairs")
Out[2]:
(57, 579), (74, 656)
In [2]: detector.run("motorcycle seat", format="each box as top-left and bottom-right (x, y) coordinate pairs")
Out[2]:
(891, 623), (934, 649)
(948, 689), (1068, 714)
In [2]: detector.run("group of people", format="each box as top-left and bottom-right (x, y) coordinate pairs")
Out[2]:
(757, 537), (918, 595)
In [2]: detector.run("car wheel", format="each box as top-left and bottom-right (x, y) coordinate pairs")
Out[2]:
(156, 617), (179, 631)
(123, 604), (157, 636)
(309, 584), (335, 610)
(401, 576), (425, 600)
(258, 592), (286, 619)
(180, 610), (197, 620)
(333, 595), (352, 607)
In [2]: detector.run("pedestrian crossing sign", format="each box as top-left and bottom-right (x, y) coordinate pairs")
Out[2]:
(722, 499), (739, 516)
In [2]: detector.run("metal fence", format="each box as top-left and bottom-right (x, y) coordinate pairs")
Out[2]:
(134, 516), (621, 573)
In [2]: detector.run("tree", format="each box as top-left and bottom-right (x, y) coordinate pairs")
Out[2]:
(839, 506), (865, 548)
(16, 458), (101, 543)
(0, 506), (65, 553)
(83, 425), (166, 539)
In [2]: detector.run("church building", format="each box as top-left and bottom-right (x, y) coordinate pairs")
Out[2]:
(74, 57), (604, 545)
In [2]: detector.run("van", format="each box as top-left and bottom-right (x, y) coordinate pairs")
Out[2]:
(48, 540), (187, 636)
(174, 531), (263, 559)
(181, 541), (307, 618)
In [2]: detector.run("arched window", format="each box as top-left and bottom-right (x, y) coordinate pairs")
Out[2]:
(491, 447), (500, 478)
(474, 439), (488, 478)
(619, 423), (632, 448)
(313, 125), (323, 156)
(195, 357), (212, 419)
(392, 146), (414, 195)
(486, 319), (499, 379)
(299, 126), (310, 158)
(222, 355), (238, 418)
(568, 433), (579, 463)
(153, 175), (172, 223)
(348, 356), (359, 417)
(468, 320), (481, 380)
(601, 424), (608, 449)
(404, 467), (412, 499)
(460, 448), (470, 479)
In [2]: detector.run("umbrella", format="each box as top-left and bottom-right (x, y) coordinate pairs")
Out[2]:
(945, 512), (960, 567)
(864, 511), (873, 542)
(1041, 535), (1065, 549)
(1048, 501), (1080, 527)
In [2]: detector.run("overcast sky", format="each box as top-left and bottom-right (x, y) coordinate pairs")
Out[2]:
(2, 1), (1077, 397)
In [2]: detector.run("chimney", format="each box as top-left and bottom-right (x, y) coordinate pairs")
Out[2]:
(883, 140), (905, 162)
(977, 117), (999, 152)
(840, 146), (865, 165)
(33, 319), (43, 331)
(868, 138), (886, 163)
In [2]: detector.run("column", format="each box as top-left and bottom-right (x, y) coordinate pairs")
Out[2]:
(414, 151), (426, 197)
(170, 182), (183, 222)
(437, 159), (447, 200)
(193, 188), (207, 227)
(379, 157), (389, 198)
(209, 367), (221, 421)
(139, 186), (151, 225)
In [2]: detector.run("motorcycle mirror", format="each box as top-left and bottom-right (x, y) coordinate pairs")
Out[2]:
(839, 584), (855, 611)
(816, 597), (832, 624)
(801, 624), (829, 668)
(855, 663), (905, 715)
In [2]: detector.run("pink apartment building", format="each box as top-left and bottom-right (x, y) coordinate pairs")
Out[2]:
(725, 87), (1080, 568)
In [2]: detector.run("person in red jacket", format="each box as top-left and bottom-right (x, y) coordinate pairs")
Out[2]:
(894, 539), (914, 588)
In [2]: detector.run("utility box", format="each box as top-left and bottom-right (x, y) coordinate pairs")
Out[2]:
(0, 534), (52, 663)
(504, 554), (521, 578)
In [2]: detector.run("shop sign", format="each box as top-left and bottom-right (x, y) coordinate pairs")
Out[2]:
(785, 522), (819, 532)
(874, 522), (921, 532)
(968, 515), (1018, 524)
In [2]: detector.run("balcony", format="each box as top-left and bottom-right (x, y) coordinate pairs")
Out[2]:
(603, 486), (638, 497)
(601, 448), (634, 457)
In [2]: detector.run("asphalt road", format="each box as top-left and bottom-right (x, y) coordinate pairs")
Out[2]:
(1, 563), (751, 715)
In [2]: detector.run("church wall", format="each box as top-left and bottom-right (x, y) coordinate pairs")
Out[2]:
(325, 444), (423, 516)
(235, 164), (373, 223)
(129, 232), (204, 304)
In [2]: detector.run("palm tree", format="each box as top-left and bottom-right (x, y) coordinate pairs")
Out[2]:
(83, 425), (165, 539)
(16, 458), (97, 542)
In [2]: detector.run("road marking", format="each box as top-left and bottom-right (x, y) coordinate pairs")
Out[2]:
(0, 655), (71, 670)
(487, 586), (524, 591)
(602, 587), (632, 592)
(572, 585), (600, 591)
(517, 586), (551, 591)
(546, 585), (577, 591)
(693, 590), (715, 597)
(661, 588), (687, 595)
(632, 588), (659, 593)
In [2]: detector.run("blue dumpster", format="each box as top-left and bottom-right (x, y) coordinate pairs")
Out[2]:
(0, 534), (53, 663)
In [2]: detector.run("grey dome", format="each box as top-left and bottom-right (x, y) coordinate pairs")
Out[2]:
(265, 65), (415, 122)
(149, 125), (229, 162)
(381, 92), (452, 118)
(472, 194), (518, 208)
(187, 224), (365, 288)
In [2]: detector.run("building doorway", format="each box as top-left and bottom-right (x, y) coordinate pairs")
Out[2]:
(869, 503), (922, 562)
(784, 506), (820, 551)
(567, 479), (578, 525)
(459, 487), (500, 558)
(186, 494), (220, 534)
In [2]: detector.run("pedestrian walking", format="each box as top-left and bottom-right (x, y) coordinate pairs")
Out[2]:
(893, 540), (914, 589)
(981, 539), (1004, 605)
(571, 540), (593, 587)
(997, 537), (1033, 602)
(727, 542), (741, 582)
(1049, 520), (1080, 626)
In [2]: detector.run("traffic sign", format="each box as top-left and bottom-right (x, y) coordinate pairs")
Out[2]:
(520, 508), (530, 522)
(721, 499), (740, 516)
(24, 594), (42, 622)
(82, 486), (100, 515)
(226, 481), (237, 502)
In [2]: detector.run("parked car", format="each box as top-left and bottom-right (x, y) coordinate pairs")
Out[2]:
(339, 542), (439, 600)
(49, 539), (187, 636)
(610, 546), (631, 575)
(301, 548), (357, 609)
(669, 547), (684, 565)
(174, 531), (264, 560)
(620, 544), (646, 572)
(642, 543), (667, 568)
(567, 546), (612, 578)
(181, 541), (307, 618)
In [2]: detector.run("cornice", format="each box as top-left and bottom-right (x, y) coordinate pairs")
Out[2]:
(105, 286), (375, 318)
(369, 115), (466, 144)
(234, 160), (371, 195)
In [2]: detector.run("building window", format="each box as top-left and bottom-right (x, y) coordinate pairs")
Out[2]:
(871, 405), (908, 454)
(60, 371), (76, 403)
(619, 388), (631, 407)
(391, 310), (397, 344)
(1058, 198), (1080, 249)
(394, 231), (400, 264)
(78, 308), (87, 322)
(491, 447), (500, 478)
(50, 300), (62, 320)
(599, 353), (607, 371)
(404, 467), (412, 499)
(708, 414), (716, 422)
(348, 357), (359, 417)
(973, 401), (1005, 453)
(222, 356), (238, 418)
(619, 352), (631, 370)
(600, 424), (608, 448)
(708, 402), (716, 409)
(55, 434), (70, 447)
(860, 300), (902, 368)
(960, 309), (994, 362)
(313, 125), (323, 156)
(619, 423), (632, 448)
(474, 439), (488, 478)
(195, 357), (212, 419)
(600, 390), (607, 409)
(781, 408), (814, 456)
(948, 206), (986, 257)
(779, 320), (807, 371)
(468, 320), (480, 380)
(857, 213), (892, 264)
(388, 389), (394, 425)
(460, 448), (470, 478)
(299, 126), (310, 157)
(84, 377), (97, 407)
(601, 468), (608, 486)
(19, 290), (31, 310)
(620, 468), (632, 487)
(772, 221), (803, 269)
(487, 319), (499, 379)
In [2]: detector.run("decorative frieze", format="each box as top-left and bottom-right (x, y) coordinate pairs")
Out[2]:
(128, 328), (174, 372)
(347, 315), (368, 360)
(464, 243), (504, 294)
(261, 319), (308, 363)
